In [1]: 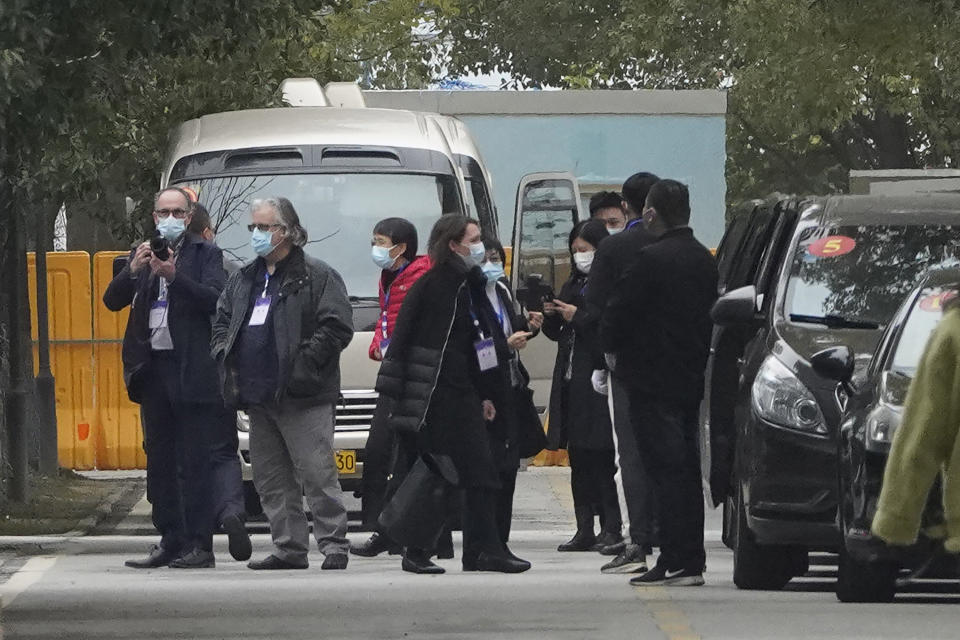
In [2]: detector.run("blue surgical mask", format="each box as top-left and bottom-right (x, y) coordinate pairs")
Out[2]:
(371, 245), (398, 270)
(481, 261), (505, 284)
(156, 216), (185, 243)
(251, 228), (277, 257)
(460, 241), (486, 267)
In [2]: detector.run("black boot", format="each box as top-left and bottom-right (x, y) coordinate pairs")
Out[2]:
(558, 504), (596, 551)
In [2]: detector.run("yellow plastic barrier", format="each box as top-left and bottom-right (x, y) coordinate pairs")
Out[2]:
(93, 251), (146, 470)
(27, 252), (96, 469)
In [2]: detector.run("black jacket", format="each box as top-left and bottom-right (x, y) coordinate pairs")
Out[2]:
(211, 246), (354, 409)
(600, 227), (718, 408)
(102, 233), (225, 404)
(375, 259), (501, 488)
(543, 271), (614, 450)
(585, 222), (657, 320)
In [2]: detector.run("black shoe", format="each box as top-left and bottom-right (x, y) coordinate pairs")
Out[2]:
(593, 530), (624, 551)
(629, 563), (704, 587)
(601, 543), (647, 574)
(247, 555), (309, 570)
(402, 551), (445, 574)
(124, 545), (179, 569)
(321, 553), (349, 570)
(222, 514), (252, 562)
(600, 540), (627, 556)
(504, 545), (527, 564)
(558, 531), (597, 552)
(169, 549), (215, 569)
(475, 551), (531, 573)
(350, 532), (401, 558)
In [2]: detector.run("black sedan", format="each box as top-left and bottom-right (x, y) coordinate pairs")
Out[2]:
(812, 268), (960, 602)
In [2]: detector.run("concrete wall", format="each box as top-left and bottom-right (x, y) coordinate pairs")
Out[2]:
(365, 90), (728, 247)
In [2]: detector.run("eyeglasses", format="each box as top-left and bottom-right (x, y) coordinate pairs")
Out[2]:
(154, 208), (189, 219)
(247, 223), (284, 233)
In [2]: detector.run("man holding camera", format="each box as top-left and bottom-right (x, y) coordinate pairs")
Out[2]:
(104, 187), (238, 569)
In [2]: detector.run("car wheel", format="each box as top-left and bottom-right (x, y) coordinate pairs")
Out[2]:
(836, 544), (898, 603)
(244, 481), (263, 517)
(732, 487), (797, 591)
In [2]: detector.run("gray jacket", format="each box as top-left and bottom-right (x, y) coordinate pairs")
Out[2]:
(211, 246), (354, 408)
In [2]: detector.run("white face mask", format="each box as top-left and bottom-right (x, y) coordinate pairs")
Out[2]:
(573, 250), (595, 274)
(460, 241), (486, 267)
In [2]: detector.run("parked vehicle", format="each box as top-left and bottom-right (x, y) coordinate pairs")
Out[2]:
(706, 193), (960, 590)
(813, 268), (960, 602)
(161, 79), (582, 515)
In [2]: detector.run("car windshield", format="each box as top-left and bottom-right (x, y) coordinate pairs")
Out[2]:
(785, 224), (960, 327)
(890, 285), (956, 376)
(176, 173), (461, 298)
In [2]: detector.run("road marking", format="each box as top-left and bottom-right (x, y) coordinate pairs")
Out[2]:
(0, 556), (58, 609)
(632, 585), (701, 640)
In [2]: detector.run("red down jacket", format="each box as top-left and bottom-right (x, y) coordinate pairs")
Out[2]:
(368, 254), (431, 360)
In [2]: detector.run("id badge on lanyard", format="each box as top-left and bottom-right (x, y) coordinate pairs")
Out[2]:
(249, 273), (272, 326)
(469, 297), (498, 371)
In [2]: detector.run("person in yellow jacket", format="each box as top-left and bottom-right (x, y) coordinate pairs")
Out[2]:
(872, 299), (960, 553)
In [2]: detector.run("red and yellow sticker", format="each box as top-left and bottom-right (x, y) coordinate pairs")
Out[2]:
(919, 291), (957, 312)
(808, 235), (856, 258)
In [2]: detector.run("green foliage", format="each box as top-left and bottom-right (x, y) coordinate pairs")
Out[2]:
(433, 0), (960, 204)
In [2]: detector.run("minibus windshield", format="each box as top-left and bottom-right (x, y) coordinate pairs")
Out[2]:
(177, 172), (462, 299)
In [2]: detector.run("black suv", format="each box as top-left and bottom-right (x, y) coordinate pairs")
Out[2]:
(815, 268), (960, 602)
(705, 193), (960, 590)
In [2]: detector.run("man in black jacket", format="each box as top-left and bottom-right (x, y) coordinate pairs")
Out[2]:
(212, 197), (355, 571)
(585, 172), (661, 574)
(103, 186), (234, 569)
(601, 179), (718, 587)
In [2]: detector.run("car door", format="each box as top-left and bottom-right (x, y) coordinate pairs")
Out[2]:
(509, 172), (583, 410)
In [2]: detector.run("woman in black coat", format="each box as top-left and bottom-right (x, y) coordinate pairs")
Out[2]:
(376, 216), (531, 575)
(543, 219), (623, 552)
(479, 236), (547, 550)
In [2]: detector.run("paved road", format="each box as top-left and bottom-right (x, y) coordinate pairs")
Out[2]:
(1, 468), (958, 639)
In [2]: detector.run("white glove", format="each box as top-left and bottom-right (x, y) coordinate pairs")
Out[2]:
(591, 369), (609, 396)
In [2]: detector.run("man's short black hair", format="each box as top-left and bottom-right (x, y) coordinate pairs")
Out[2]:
(482, 233), (506, 265)
(373, 217), (418, 261)
(621, 172), (660, 215)
(589, 191), (624, 216)
(187, 202), (212, 235)
(646, 179), (691, 228)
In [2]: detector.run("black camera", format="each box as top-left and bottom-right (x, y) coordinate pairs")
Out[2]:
(150, 236), (170, 262)
(516, 274), (555, 312)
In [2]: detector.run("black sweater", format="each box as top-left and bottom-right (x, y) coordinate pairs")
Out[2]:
(600, 227), (718, 408)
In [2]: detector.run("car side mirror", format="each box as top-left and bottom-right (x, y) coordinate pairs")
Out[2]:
(711, 285), (757, 326)
(810, 345), (855, 383)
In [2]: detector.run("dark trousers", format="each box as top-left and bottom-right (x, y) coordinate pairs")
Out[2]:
(568, 446), (622, 535)
(140, 354), (215, 553)
(494, 466), (519, 545)
(461, 487), (505, 562)
(610, 375), (658, 547)
(361, 397), (398, 528)
(206, 406), (245, 525)
(630, 394), (705, 573)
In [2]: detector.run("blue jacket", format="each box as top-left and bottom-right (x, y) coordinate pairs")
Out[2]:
(103, 232), (226, 404)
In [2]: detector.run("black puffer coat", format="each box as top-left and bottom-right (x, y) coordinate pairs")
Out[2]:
(375, 259), (502, 489)
(542, 272), (615, 451)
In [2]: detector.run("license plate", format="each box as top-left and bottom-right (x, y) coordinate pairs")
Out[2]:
(335, 450), (357, 474)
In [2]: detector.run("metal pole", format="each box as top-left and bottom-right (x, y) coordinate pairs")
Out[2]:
(35, 205), (58, 475)
(6, 190), (30, 501)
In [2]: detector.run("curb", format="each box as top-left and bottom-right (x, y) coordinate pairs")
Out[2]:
(0, 480), (145, 554)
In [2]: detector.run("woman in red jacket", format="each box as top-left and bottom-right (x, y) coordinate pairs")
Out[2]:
(353, 218), (432, 556)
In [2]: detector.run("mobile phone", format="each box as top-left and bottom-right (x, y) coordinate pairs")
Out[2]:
(516, 274), (555, 312)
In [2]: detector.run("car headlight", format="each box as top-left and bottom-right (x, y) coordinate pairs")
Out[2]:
(236, 410), (250, 433)
(867, 415), (892, 444)
(751, 356), (827, 434)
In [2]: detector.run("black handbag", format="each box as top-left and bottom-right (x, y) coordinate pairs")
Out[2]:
(515, 387), (547, 458)
(378, 452), (459, 549)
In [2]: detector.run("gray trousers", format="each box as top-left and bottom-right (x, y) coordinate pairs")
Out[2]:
(248, 402), (348, 563)
(608, 375), (656, 547)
